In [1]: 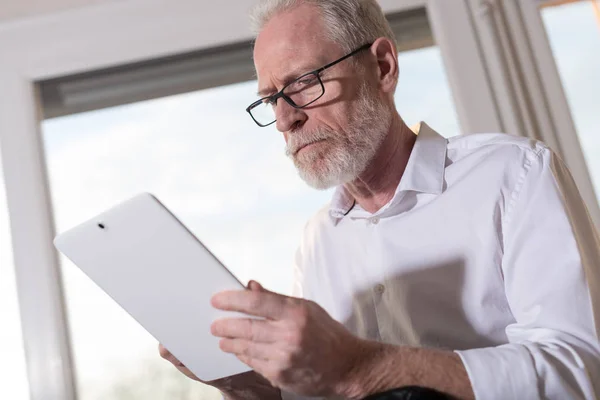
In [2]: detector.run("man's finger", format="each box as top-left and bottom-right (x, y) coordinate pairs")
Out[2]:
(211, 317), (278, 342)
(247, 280), (264, 291)
(158, 343), (185, 367)
(219, 338), (276, 361)
(236, 355), (278, 388)
(158, 343), (170, 359)
(158, 343), (177, 363)
(211, 289), (288, 319)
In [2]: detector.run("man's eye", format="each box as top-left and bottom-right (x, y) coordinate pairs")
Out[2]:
(264, 97), (278, 109)
(298, 76), (317, 85)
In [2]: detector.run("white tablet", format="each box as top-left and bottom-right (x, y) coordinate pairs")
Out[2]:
(53, 192), (252, 381)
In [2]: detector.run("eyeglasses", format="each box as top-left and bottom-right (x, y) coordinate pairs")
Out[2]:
(246, 42), (373, 127)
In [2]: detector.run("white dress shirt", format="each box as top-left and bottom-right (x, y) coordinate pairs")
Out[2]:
(282, 123), (600, 400)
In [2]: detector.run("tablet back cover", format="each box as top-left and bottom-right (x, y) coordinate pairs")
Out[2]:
(54, 192), (251, 381)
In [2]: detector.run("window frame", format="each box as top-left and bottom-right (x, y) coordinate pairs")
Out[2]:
(462, 0), (600, 226)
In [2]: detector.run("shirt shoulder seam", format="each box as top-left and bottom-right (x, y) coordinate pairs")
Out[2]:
(502, 143), (548, 229)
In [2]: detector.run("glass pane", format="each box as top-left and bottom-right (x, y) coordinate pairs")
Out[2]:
(0, 152), (31, 400)
(41, 20), (461, 400)
(396, 47), (460, 138)
(541, 0), (600, 200)
(42, 82), (328, 400)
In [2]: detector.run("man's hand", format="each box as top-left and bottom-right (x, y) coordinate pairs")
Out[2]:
(158, 344), (278, 398)
(158, 343), (203, 382)
(159, 282), (282, 400)
(210, 280), (378, 398)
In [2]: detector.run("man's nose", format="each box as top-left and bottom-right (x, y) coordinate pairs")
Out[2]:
(275, 99), (307, 133)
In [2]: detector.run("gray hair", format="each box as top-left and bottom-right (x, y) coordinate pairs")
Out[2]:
(249, 0), (398, 55)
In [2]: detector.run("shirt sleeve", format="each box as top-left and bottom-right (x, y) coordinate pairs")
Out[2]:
(456, 145), (600, 400)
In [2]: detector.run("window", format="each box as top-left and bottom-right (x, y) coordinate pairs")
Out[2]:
(396, 46), (459, 137)
(43, 80), (324, 399)
(541, 0), (600, 201)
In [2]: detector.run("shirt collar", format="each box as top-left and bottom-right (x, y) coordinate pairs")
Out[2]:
(328, 122), (448, 221)
(397, 122), (448, 194)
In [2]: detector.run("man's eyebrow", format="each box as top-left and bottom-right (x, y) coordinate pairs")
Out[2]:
(257, 64), (321, 97)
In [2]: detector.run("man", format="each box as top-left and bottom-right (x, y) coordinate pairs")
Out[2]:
(160, 0), (600, 399)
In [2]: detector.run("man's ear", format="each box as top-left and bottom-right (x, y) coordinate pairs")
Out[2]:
(370, 37), (398, 94)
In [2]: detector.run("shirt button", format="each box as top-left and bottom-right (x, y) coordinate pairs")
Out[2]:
(375, 284), (385, 294)
(371, 217), (380, 225)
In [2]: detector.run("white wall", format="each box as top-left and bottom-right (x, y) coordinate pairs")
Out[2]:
(0, 0), (120, 22)
(0, 0), (420, 44)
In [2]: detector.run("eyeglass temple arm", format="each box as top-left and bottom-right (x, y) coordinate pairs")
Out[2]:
(314, 42), (373, 74)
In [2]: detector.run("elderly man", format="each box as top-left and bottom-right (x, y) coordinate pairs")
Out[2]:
(159, 0), (600, 399)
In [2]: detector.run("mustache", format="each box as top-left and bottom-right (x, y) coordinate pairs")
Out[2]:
(285, 129), (333, 157)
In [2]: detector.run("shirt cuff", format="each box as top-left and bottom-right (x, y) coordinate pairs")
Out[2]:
(456, 343), (540, 400)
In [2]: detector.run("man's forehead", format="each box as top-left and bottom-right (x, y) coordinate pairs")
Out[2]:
(253, 38), (343, 93)
(254, 41), (321, 72)
(253, 14), (323, 65)
(253, 40), (333, 95)
(252, 3), (336, 80)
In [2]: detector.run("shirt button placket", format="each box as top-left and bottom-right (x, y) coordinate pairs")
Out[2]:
(372, 282), (386, 339)
(367, 215), (385, 340)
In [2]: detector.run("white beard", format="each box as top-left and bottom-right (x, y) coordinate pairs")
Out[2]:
(285, 83), (392, 189)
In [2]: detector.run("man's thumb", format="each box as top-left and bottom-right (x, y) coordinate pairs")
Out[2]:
(247, 280), (264, 291)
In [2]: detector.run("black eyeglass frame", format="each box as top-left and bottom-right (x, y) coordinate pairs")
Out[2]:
(246, 42), (374, 127)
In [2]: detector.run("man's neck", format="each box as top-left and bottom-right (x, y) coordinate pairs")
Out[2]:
(344, 115), (416, 214)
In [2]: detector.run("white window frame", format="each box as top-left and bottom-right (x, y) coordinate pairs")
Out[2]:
(522, 0), (600, 223)
(0, 1), (521, 399)
(462, 0), (600, 226)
